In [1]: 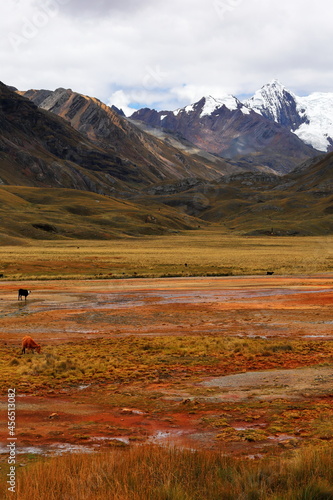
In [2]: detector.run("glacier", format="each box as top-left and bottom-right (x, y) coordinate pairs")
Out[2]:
(245, 80), (333, 152)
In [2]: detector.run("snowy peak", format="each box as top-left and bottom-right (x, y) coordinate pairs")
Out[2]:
(132, 80), (333, 153)
(246, 80), (288, 117)
(245, 80), (303, 129)
(246, 81), (333, 152)
(173, 94), (251, 117)
(200, 95), (251, 117)
(131, 89), (316, 174)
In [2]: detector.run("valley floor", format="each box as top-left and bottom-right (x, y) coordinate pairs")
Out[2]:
(0, 274), (333, 462)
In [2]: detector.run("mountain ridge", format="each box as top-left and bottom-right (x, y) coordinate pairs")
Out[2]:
(20, 86), (254, 184)
(131, 93), (318, 174)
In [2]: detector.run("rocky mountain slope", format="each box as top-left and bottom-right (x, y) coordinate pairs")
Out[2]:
(0, 82), (134, 194)
(131, 95), (318, 174)
(19, 87), (249, 184)
(246, 80), (333, 152)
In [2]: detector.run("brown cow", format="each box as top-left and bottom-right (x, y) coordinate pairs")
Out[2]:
(21, 336), (41, 354)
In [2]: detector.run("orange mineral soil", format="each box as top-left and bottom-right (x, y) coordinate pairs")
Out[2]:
(0, 275), (332, 458)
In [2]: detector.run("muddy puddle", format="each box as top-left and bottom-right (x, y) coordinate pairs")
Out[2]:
(0, 443), (96, 457)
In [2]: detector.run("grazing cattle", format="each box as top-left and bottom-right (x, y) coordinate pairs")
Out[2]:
(18, 289), (30, 301)
(266, 271), (274, 275)
(21, 336), (41, 354)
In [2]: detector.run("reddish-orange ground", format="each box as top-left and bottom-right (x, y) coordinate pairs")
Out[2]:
(1, 275), (333, 458)
(1, 275), (333, 342)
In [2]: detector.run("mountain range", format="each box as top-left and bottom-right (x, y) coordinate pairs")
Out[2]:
(132, 80), (333, 157)
(0, 80), (332, 239)
(17, 86), (251, 187)
(19, 80), (333, 177)
(131, 91), (317, 174)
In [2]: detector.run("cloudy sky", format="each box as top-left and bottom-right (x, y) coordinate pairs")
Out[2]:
(2, 0), (333, 115)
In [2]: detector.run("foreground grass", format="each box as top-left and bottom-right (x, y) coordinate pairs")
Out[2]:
(0, 230), (332, 279)
(5, 445), (333, 500)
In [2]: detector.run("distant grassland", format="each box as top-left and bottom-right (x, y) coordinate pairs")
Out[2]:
(0, 185), (332, 279)
(0, 229), (332, 279)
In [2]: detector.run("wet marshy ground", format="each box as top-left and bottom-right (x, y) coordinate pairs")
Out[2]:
(0, 274), (333, 459)
(0, 274), (333, 342)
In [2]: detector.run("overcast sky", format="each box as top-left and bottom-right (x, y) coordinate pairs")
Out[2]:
(2, 0), (333, 115)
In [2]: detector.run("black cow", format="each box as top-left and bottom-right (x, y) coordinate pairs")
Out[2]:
(18, 289), (30, 301)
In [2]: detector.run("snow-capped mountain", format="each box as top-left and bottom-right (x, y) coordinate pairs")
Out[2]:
(245, 80), (333, 152)
(245, 80), (305, 130)
(131, 94), (318, 174)
(173, 95), (250, 117)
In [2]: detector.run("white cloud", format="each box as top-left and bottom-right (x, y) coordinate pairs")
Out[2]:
(108, 90), (138, 116)
(1, 0), (333, 111)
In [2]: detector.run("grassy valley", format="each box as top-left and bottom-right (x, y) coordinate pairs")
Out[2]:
(142, 161), (333, 237)
(2, 283), (333, 499)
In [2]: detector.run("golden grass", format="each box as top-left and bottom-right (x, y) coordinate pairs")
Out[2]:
(3, 336), (333, 394)
(0, 229), (332, 279)
(3, 336), (333, 449)
(5, 444), (333, 500)
(0, 184), (331, 278)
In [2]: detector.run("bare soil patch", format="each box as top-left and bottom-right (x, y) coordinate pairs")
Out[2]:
(202, 366), (333, 398)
